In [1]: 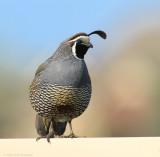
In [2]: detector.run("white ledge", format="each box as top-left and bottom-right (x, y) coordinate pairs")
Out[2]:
(0, 137), (160, 157)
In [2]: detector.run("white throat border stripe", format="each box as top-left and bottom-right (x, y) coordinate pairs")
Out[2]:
(72, 42), (82, 60)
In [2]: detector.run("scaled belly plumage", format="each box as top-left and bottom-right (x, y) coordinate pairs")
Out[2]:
(30, 83), (92, 121)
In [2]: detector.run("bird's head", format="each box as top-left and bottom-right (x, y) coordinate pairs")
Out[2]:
(66, 30), (107, 59)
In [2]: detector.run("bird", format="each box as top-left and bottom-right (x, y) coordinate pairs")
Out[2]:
(29, 30), (106, 142)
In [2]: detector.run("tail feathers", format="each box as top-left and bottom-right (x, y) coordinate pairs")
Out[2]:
(53, 121), (67, 136)
(35, 114), (49, 136)
(35, 114), (67, 136)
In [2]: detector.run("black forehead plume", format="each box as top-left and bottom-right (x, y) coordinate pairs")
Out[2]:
(88, 30), (107, 39)
(67, 32), (88, 41)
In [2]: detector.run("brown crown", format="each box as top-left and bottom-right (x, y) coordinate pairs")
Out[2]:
(66, 30), (107, 42)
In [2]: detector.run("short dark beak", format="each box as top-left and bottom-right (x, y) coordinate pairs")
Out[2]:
(89, 43), (93, 48)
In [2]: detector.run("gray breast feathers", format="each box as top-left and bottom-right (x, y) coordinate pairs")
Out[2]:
(40, 58), (91, 87)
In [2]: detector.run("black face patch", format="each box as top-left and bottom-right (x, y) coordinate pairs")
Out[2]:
(75, 42), (89, 59)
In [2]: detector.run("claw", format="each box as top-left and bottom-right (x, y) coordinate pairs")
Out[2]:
(61, 134), (86, 138)
(36, 136), (46, 142)
(47, 136), (51, 143)
(68, 134), (78, 138)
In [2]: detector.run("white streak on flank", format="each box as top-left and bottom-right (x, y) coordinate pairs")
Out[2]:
(72, 42), (83, 60)
(69, 36), (90, 43)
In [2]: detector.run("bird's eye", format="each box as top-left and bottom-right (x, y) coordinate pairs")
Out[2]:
(77, 40), (82, 43)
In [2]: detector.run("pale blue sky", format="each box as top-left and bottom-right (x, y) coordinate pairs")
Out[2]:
(0, 0), (160, 68)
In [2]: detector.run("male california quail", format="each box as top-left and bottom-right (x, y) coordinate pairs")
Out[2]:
(29, 30), (106, 142)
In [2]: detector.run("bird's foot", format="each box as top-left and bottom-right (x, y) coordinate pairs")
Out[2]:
(36, 136), (46, 141)
(61, 134), (86, 138)
(67, 133), (78, 138)
(36, 133), (54, 143)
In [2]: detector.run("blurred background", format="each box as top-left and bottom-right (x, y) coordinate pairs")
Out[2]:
(0, 0), (160, 138)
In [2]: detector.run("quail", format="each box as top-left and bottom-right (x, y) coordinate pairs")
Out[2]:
(29, 30), (106, 142)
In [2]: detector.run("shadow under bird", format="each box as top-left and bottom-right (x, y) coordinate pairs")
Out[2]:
(29, 30), (106, 142)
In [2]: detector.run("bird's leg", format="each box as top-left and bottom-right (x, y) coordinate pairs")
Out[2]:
(36, 120), (55, 143)
(46, 121), (54, 143)
(67, 120), (87, 138)
(68, 120), (76, 137)
(58, 120), (76, 138)
(60, 120), (78, 138)
(53, 120), (86, 138)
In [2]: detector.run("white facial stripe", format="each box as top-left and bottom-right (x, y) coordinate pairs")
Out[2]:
(69, 36), (90, 43)
(70, 35), (90, 60)
(72, 42), (82, 60)
(72, 42), (76, 56)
